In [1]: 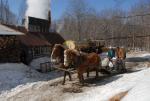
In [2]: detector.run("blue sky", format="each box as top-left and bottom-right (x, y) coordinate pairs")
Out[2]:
(8, 0), (138, 20)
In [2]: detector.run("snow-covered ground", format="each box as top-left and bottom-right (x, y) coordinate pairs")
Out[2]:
(122, 71), (150, 101)
(0, 51), (150, 101)
(30, 57), (51, 70)
(0, 63), (64, 94)
(0, 65), (150, 101)
(127, 51), (150, 58)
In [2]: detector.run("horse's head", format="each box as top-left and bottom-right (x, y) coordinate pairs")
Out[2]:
(64, 49), (80, 67)
(51, 44), (65, 63)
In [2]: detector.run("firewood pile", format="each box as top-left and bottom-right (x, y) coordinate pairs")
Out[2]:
(0, 36), (21, 63)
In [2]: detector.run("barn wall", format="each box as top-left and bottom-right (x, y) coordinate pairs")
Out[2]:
(20, 44), (51, 65)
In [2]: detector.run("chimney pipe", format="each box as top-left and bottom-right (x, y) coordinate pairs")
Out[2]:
(48, 10), (51, 28)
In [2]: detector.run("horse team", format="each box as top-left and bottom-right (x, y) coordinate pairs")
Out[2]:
(51, 43), (126, 84)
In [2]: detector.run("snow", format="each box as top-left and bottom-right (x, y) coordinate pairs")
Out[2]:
(0, 24), (24, 35)
(122, 70), (150, 101)
(0, 63), (40, 92)
(1, 67), (150, 101)
(0, 51), (150, 101)
(127, 51), (150, 58)
(29, 57), (51, 69)
(0, 63), (63, 94)
(63, 68), (150, 101)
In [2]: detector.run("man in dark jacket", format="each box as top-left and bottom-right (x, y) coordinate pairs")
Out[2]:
(108, 47), (115, 59)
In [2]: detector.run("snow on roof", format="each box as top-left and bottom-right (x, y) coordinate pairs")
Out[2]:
(0, 24), (25, 35)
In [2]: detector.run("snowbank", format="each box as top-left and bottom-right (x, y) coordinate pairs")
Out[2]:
(0, 63), (42, 93)
(0, 63), (63, 94)
(1, 67), (150, 101)
(122, 70), (150, 101)
(0, 52), (150, 101)
(63, 68), (150, 101)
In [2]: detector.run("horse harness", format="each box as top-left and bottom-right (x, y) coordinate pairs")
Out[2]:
(71, 52), (97, 69)
(68, 51), (86, 69)
(75, 52), (86, 66)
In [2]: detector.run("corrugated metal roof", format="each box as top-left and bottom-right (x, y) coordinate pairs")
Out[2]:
(0, 24), (25, 35)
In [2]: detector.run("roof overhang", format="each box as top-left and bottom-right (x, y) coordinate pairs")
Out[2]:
(0, 24), (25, 35)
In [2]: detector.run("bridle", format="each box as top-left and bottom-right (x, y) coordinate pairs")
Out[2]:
(69, 51), (85, 68)
(51, 44), (65, 64)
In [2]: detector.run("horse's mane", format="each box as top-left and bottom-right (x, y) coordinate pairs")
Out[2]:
(54, 44), (65, 49)
(64, 49), (87, 67)
(63, 40), (77, 50)
(64, 49), (78, 56)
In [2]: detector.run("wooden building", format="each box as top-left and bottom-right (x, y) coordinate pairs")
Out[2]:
(0, 24), (24, 63)
(3, 16), (64, 64)
(18, 33), (51, 64)
(26, 16), (50, 33)
(0, 13), (65, 64)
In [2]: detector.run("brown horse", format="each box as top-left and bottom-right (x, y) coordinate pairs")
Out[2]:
(51, 44), (72, 84)
(51, 44), (65, 63)
(64, 49), (102, 83)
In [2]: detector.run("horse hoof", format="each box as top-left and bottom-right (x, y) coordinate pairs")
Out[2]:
(79, 81), (84, 85)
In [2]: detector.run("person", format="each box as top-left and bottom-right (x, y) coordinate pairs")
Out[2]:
(116, 47), (126, 60)
(107, 47), (116, 70)
(108, 47), (115, 59)
(115, 47), (127, 72)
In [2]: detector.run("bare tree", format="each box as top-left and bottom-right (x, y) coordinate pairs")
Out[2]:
(56, 0), (150, 51)
(57, 0), (95, 41)
(0, 0), (17, 24)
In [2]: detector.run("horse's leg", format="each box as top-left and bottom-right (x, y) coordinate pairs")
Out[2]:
(81, 74), (84, 84)
(96, 69), (99, 78)
(95, 66), (99, 78)
(121, 60), (127, 73)
(67, 71), (72, 81)
(87, 67), (89, 78)
(78, 72), (82, 82)
(78, 71), (84, 84)
(62, 71), (67, 85)
(123, 61), (127, 72)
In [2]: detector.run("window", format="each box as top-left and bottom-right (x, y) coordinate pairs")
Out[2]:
(32, 47), (50, 58)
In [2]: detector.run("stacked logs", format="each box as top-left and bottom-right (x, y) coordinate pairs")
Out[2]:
(0, 36), (21, 63)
